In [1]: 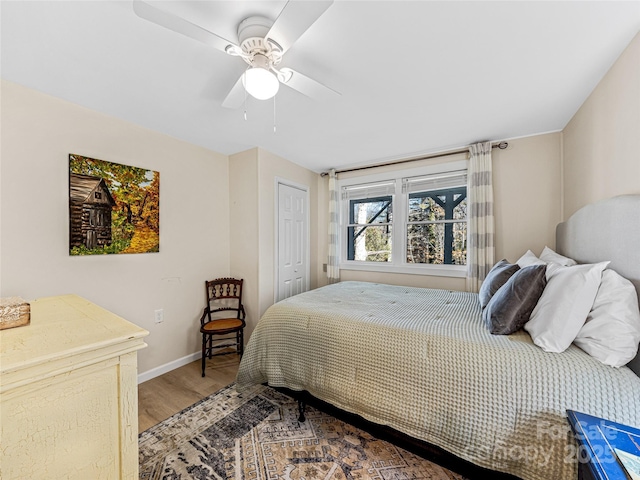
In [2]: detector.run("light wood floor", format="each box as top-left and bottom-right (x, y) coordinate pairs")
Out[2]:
(138, 354), (240, 433)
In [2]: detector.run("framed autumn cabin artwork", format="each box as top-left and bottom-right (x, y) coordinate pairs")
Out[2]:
(69, 154), (160, 255)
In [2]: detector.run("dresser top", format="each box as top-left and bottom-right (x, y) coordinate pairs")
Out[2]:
(0, 294), (148, 376)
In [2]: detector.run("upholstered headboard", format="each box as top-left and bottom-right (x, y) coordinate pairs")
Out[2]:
(556, 194), (640, 376)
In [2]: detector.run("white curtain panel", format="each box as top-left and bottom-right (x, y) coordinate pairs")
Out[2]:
(466, 141), (495, 292)
(327, 169), (340, 283)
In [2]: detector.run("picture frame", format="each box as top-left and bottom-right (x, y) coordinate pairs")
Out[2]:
(69, 154), (160, 255)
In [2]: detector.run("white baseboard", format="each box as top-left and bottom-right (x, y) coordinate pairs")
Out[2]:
(137, 351), (201, 384)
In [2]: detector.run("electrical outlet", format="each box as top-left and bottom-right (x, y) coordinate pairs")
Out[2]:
(154, 309), (164, 324)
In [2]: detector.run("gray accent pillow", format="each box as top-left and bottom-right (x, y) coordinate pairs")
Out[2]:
(479, 259), (520, 309)
(483, 264), (547, 335)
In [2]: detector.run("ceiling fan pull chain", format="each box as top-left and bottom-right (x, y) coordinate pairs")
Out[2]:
(273, 95), (277, 134)
(243, 84), (248, 121)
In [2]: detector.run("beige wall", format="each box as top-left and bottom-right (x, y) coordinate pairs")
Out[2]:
(229, 147), (321, 338)
(229, 149), (260, 337)
(562, 31), (640, 219)
(0, 80), (230, 375)
(322, 133), (562, 290)
(256, 148), (321, 318)
(493, 133), (562, 262)
(0, 82), (323, 377)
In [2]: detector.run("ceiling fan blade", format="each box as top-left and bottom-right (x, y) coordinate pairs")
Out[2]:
(266, 1), (333, 54)
(221, 75), (246, 109)
(279, 68), (340, 101)
(133, 0), (238, 54)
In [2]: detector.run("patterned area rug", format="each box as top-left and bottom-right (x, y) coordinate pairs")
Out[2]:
(139, 383), (467, 480)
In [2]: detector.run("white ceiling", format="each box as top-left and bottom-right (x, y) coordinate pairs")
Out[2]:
(2, 1), (639, 173)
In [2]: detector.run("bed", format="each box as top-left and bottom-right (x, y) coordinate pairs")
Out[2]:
(236, 195), (640, 480)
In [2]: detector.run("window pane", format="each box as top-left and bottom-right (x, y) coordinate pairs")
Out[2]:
(347, 225), (392, 262)
(408, 188), (467, 222)
(408, 195), (445, 221)
(406, 222), (467, 265)
(453, 196), (467, 220)
(350, 197), (392, 224)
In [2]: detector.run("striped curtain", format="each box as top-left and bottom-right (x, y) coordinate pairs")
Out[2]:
(327, 169), (340, 283)
(466, 142), (495, 292)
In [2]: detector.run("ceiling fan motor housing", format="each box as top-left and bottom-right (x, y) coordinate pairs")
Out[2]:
(237, 16), (279, 57)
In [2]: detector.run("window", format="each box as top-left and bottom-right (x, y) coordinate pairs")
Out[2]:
(342, 180), (395, 263)
(404, 171), (467, 265)
(347, 195), (393, 262)
(339, 162), (467, 276)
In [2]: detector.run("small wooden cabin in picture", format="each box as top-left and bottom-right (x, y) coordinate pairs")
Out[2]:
(69, 173), (116, 250)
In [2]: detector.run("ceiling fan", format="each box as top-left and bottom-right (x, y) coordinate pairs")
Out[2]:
(133, 0), (339, 108)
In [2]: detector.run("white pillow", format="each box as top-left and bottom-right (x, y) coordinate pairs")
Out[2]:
(539, 246), (577, 267)
(525, 261), (609, 353)
(544, 262), (565, 280)
(516, 250), (545, 268)
(573, 269), (640, 367)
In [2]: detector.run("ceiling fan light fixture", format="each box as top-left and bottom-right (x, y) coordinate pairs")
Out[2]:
(243, 66), (280, 100)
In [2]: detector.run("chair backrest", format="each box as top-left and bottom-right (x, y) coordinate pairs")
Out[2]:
(205, 278), (244, 321)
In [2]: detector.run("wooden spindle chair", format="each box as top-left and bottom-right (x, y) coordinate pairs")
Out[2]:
(200, 278), (246, 377)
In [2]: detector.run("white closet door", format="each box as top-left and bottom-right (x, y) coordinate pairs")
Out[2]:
(277, 182), (309, 302)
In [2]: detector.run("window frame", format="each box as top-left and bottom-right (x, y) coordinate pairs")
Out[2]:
(337, 160), (468, 277)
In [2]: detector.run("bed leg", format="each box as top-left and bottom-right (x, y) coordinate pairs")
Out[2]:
(298, 400), (306, 422)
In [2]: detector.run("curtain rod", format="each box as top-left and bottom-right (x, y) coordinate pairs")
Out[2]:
(320, 141), (509, 177)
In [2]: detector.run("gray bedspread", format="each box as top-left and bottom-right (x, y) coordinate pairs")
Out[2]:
(236, 281), (640, 480)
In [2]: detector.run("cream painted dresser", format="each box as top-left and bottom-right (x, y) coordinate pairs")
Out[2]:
(0, 294), (149, 479)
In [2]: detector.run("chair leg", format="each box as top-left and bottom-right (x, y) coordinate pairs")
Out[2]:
(201, 334), (206, 377)
(239, 329), (244, 357)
